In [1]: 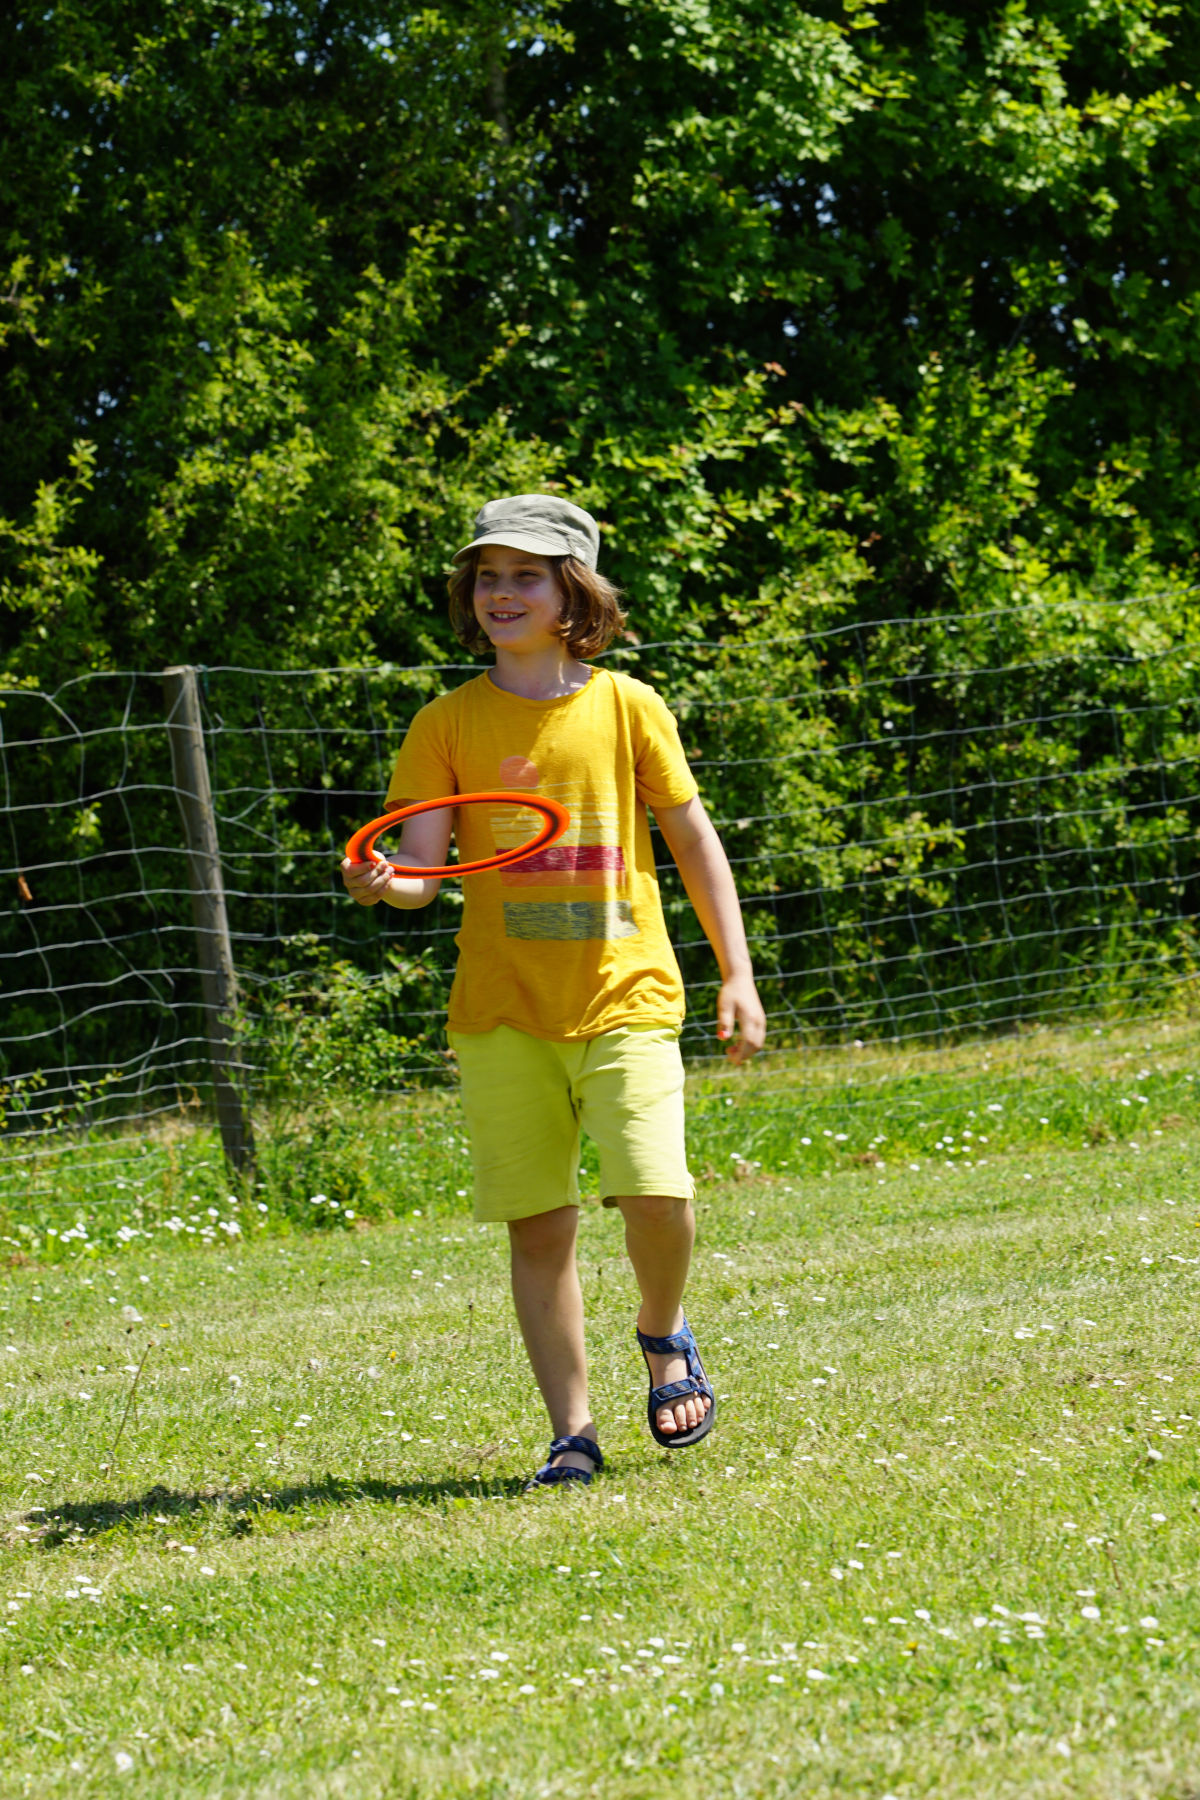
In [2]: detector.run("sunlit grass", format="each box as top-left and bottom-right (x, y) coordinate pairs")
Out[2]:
(1, 1114), (1198, 1796)
(2, 1014), (1199, 1260)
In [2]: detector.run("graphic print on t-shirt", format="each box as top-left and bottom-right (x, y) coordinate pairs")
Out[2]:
(491, 758), (638, 942)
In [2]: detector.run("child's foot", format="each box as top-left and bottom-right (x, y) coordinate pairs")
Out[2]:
(527, 1434), (603, 1488)
(639, 1312), (713, 1438)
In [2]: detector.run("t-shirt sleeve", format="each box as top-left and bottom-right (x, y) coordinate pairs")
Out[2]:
(633, 686), (700, 811)
(384, 700), (457, 810)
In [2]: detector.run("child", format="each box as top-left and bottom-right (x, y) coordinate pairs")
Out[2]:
(341, 494), (765, 1487)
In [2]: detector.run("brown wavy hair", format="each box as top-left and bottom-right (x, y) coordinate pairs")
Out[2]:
(447, 551), (627, 659)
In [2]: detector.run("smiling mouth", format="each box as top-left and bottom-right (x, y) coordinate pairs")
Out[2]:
(488, 611), (524, 622)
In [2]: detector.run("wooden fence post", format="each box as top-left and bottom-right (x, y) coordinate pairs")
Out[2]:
(162, 666), (256, 1177)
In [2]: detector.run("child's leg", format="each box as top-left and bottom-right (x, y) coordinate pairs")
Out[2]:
(450, 1028), (595, 1473)
(508, 1204), (598, 1473)
(616, 1195), (711, 1438)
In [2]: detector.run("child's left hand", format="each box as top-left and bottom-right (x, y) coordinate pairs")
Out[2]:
(716, 972), (766, 1065)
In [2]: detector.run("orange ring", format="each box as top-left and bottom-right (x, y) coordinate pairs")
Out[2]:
(345, 791), (570, 880)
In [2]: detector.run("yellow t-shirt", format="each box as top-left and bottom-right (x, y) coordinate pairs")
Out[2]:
(384, 668), (699, 1039)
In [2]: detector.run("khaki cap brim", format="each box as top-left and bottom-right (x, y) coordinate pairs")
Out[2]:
(452, 529), (572, 564)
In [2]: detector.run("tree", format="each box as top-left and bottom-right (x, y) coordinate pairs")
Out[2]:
(2, 2), (1197, 679)
(1, 1), (1197, 1089)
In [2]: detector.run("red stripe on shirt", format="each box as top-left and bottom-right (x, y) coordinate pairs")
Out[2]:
(501, 843), (625, 885)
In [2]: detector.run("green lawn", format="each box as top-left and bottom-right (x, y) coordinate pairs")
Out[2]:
(1, 1049), (1199, 1796)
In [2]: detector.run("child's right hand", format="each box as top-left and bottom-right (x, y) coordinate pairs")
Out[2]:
(340, 855), (394, 906)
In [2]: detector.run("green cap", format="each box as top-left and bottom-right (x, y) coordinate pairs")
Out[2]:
(453, 494), (600, 570)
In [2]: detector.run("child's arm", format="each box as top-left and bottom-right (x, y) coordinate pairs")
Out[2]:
(653, 795), (766, 1065)
(340, 804), (453, 911)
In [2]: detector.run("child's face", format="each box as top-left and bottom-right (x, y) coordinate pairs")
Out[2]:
(473, 545), (565, 654)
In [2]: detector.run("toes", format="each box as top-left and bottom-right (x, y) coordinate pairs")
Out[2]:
(656, 1392), (712, 1435)
(667, 1393), (710, 1435)
(649, 1347), (716, 1437)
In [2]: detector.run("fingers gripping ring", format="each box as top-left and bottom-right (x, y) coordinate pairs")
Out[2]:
(344, 791), (570, 880)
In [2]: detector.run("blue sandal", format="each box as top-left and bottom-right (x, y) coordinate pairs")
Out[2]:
(525, 1434), (604, 1490)
(637, 1316), (717, 1450)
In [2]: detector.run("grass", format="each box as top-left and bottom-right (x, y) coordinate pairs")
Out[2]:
(1, 1035), (1199, 1796)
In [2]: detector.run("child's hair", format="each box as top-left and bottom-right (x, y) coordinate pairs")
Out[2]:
(448, 551), (627, 659)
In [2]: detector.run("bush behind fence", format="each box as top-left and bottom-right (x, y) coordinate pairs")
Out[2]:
(2, 592), (1198, 1169)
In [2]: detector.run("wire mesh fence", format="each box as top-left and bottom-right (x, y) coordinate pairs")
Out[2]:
(2, 592), (1198, 1201)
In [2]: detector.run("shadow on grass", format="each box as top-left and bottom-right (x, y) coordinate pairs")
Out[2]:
(26, 1471), (533, 1544)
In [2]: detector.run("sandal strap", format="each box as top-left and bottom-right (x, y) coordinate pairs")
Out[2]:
(649, 1376), (710, 1407)
(547, 1435), (604, 1468)
(530, 1465), (593, 1487)
(636, 1325), (694, 1356)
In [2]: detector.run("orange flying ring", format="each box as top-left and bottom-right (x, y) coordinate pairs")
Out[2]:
(345, 790), (570, 880)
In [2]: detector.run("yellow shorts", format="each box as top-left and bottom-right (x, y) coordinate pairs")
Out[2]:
(448, 1024), (695, 1223)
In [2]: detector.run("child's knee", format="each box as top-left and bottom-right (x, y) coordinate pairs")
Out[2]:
(618, 1194), (691, 1234)
(508, 1204), (578, 1259)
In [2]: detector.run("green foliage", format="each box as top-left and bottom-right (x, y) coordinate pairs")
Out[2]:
(1, 0), (1198, 677)
(241, 935), (448, 1101)
(0, 0), (563, 677)
(1, 0), (1199, 1108)
(0, 441), (103, 668)
(241, 936), (458, 1221)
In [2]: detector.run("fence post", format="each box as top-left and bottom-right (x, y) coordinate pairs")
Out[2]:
(162, 666), (256, 1177)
